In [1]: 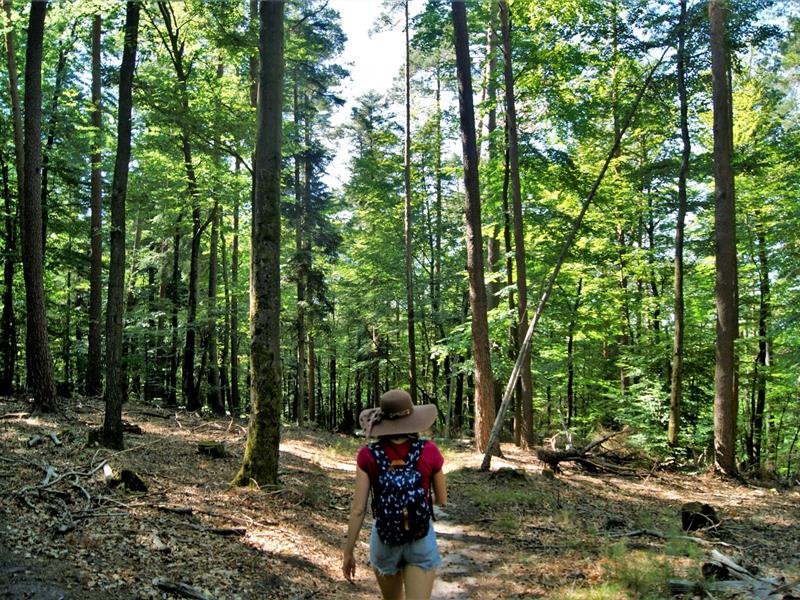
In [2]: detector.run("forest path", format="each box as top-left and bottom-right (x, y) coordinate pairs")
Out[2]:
(431, 506), (479, 599)
(1, 398), (799, 599)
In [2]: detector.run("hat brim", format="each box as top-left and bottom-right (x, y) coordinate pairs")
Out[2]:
(359, 404), (438, 437)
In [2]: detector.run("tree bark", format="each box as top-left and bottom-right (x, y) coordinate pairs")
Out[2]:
(499, 0), (534, 448)
(87, 13), (103, 397)
(233, 0), (284, 487)
(103, 0), (140, 448)
(22, 0), (58, 412)
(709, 0), (739, 476)
(451, 0), (496, 453)
(669, 0), (690, 447)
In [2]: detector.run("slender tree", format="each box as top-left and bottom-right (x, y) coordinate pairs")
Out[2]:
(403, 0), (418, 403)
(103, 0), (141, 448)
(207, 201), (223, 414)
(499, 0), (533, 448)
(87, 13), (103, 397)
(1, 0), (22, 395)
(22, 0), (58, 412)
(669, 0), (691, 447)
(0, 131), (15, 396)
(233, 0), (284, 487)
(709, 0), (739, 476)
(451, 0), (496, 453)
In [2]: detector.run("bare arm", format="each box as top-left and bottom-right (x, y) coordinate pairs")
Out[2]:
(432, 470), (447, 506)
(341, 467), (370, 582)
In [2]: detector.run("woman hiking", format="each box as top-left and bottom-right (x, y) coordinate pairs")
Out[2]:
(342, 389), (447, 599)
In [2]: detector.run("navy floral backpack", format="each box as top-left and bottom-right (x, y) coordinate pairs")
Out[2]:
(368, 439), (433, 545)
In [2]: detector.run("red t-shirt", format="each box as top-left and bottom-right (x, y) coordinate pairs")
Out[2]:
(357, 439), (444, 494)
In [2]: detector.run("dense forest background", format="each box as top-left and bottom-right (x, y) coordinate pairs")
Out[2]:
(1, 0), (799, 482)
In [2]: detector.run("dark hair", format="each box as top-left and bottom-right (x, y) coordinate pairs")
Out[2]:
(378, 432), (419, 442)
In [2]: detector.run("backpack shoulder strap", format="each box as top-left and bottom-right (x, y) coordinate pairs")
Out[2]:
(406, 439), (427, 469)
(368, 442), (390, 472)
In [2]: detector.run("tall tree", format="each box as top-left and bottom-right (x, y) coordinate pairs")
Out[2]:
(207, 201), (223, 414)
(499, 0), (533, 448)
(0, 0), (22, 395)
(451, 0), (496, 453)
(103, 0), (141, 448)
(22, 0), (58, 412)
(87, 13), (103, 397)
(149, 1), (205, 410)
(709, 0), (738, 476)
(0, 131), (14, 396)
(403, 0), (418, 403)
(668, 0), (691, 447)
(233, 0), (284, 487)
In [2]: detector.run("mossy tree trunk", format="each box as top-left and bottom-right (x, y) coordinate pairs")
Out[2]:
(233, 0), (284, 488)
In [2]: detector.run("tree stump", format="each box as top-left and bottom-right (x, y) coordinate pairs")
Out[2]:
(198, 441), (226, 459)
(681, 501), (719, 531)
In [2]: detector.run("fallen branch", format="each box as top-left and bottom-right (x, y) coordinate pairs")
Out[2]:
(152, 578), (213, 600)
(610, 528), (734, 548)
(535, 429), (629, 473)
(0, 412), (30, 420)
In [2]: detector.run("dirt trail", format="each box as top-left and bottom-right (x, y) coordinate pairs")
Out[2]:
(2, 399), (799, 599)
(432, 506), (477, 599)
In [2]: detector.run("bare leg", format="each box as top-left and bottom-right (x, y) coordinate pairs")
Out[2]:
(375, 570), (404, 600)
(403, 566), (436, 600)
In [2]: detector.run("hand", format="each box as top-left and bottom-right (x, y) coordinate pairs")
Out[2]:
(342, 550), (356, 583)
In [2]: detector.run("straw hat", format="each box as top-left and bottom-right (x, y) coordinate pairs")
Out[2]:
(359, 389), (437, 438)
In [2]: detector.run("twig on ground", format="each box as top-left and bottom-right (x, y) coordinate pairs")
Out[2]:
(609, 528), (735, 548)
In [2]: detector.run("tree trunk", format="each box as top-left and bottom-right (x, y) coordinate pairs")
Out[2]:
(0, 1), (22, 396)
(709, 0), (739, 476)
(294, 84), (306, 426)
(308, 332), (316, 422)
(499, 0), (534, 448)
(230, 191), (241, 414)
(0, 135), (16, 395)
(669, 0), (690, 447)
(154, 2), (202, 411)
(62, 268), (72, 395)
(167, 223), (181, 407)
(484, 0), (500, 312)
(103, 0), (140, 448)
(403, 0), (417, 403)
(22, 1), (58, 412)
(753, 222), (769, 467)
(220, 229), (231, 414)
(207, 201), (223, 414)
(87, 13), (103, 397)
(233, 0), (284, 487)
(39, 36), (71, 258)
(566, 279), (583, 427)
(451, 0), (496, 453)
(329, 354), (337, 429)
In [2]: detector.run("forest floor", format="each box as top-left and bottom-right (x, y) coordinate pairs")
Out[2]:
(1, 396), (799, 600)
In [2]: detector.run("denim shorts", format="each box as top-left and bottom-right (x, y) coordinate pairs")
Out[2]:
(369, 520), (442, 576)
